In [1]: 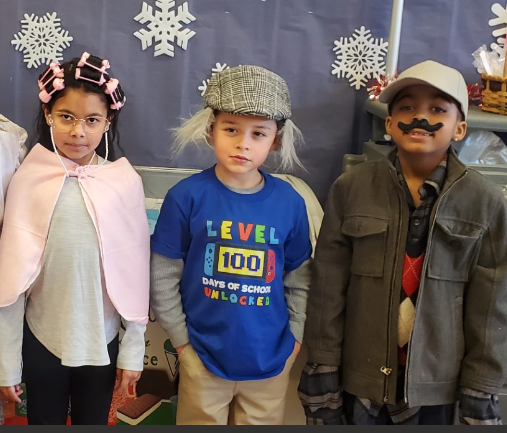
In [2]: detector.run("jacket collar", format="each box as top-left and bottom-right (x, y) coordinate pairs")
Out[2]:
(444, 146), (467, 186)
(384, 145), (467, 190)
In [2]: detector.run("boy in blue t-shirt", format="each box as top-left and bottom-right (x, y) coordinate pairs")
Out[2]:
(151, 65), (313, 425)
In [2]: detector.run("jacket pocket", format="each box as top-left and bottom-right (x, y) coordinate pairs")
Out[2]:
(342, 216), (388, 277)
(427, 218), (483, 282)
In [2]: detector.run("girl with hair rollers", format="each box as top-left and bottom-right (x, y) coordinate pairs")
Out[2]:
(0, 52), (150, 425)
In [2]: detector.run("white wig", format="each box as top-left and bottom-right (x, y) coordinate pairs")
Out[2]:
(171, 107), (215, 156)
(171, 108), (305, 172)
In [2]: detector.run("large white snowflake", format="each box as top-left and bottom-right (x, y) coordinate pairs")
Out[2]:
(331, 26), (388, 90)
(11, 12), (73, 69)
(489, 3), (507, 47)
(134, 0), (196, 57)
(198, 63), (230, 95)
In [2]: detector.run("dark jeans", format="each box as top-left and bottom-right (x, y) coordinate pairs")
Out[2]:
(343, 390), (456, 425)
(22, 320), (119, 425)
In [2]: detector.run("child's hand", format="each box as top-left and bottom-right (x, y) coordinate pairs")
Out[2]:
(176, 343), (190, 356)
(0, 384), (23, 404)
(114, 369), (141, 395)
(293, 341), (302, 358)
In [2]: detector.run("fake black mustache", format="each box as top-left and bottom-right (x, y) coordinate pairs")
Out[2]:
(398, 118), (444, 133)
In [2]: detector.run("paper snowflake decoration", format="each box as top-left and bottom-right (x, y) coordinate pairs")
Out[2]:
(134, 0), (196, 57)
(331, 26), (388, 90)
(11, 12), (73, 69)
(489, 3), (507, 47)
(198, 63), (230, 95)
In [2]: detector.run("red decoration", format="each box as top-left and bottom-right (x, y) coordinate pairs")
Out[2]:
(467, 83), (483, 106)
(367, 73), (399, 100)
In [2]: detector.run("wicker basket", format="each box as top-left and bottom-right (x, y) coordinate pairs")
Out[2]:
(481, 73), (507, 115)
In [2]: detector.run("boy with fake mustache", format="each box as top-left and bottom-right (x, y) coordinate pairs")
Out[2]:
(299, 60), (507, 425)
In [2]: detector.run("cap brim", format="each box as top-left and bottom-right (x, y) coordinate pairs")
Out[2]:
(379, 77), (439, 104)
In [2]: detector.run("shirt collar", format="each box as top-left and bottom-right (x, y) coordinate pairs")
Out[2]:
(391, 149), (448, 199)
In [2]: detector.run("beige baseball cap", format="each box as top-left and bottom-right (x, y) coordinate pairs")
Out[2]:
(379, 60), (468, 120)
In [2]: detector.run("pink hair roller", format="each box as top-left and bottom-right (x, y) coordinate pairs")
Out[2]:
(38, 64), (65, 103)
(38, 90), (52, 104)
(104, 78), (119, 94)
(75, 67), (107, 85)
(78, 51), (110, 74)
(38, 78), (65, 103)
(53, 78), (65, 91)
(105, 78), (126, 110)
(38, 62), (64, 90)
(77, 52), (90, 67)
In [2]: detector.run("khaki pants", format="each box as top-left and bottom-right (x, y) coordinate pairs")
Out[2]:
(176, 345), (296, 425)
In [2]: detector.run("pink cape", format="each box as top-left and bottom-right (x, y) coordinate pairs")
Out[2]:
(0, 144), (150, 325)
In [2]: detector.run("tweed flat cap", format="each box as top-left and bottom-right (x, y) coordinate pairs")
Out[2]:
(203, 65), (292, 121)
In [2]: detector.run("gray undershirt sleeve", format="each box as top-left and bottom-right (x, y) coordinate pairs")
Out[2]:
(149, 252), (189, 348)
(284, 258), (312, 343)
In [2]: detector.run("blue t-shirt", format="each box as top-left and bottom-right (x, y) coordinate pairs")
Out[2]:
(151, 167), (311, 381)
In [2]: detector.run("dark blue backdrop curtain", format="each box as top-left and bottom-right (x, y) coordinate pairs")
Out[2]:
(0, 0), (499, 204)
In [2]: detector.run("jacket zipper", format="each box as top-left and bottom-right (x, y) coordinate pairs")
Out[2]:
(403, 170), (468, 403)
(382, 168), (405, 403)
